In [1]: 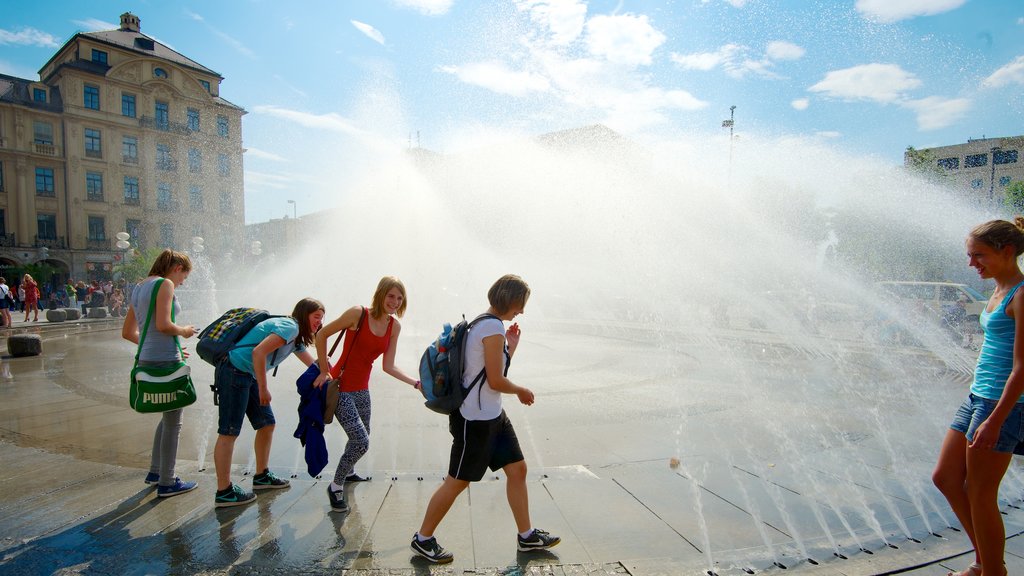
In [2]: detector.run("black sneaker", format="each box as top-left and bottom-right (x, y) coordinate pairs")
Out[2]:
(327, 486), (349, 513)
(252, 470), (290, 490)
(410, 534), (454, 564)
(215, 484), (257, 508)
(345, 473), (371, 482)
(517, 528), (560, 552)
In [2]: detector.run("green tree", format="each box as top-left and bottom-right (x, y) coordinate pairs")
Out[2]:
(904, 146), (946, 181)
(113, 247), (164, 283)
(1003, 180), (1024, 215)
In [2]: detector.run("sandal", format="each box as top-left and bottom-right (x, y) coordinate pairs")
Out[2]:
(947, 563), (981, 576)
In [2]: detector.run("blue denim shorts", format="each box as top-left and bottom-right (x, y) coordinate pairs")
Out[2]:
(215, 360), (275, 436)
(950, 393), (1024, 454)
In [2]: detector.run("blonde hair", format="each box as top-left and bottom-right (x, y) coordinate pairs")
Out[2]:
(147, 249), (193, 277)
(370, 276), (407, 318)
(487, 274), (530, 314)
(969, 217), (1024, 256)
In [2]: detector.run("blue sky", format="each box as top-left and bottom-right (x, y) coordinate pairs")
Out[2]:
(1, 0), (1022, 223)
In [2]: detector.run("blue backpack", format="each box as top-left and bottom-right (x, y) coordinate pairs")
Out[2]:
(419, 314), (498, 414)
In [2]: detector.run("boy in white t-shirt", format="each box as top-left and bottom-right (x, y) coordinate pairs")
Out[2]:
(411, 275), (560, 563)
(0, 278), (11, 327)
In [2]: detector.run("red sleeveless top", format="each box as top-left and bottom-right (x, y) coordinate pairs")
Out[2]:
(330, 308), (393, 392)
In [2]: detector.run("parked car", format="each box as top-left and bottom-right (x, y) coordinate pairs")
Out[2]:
(874, 281), (986, 320)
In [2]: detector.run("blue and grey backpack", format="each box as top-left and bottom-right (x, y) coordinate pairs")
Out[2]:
(419, 314), (498, 414)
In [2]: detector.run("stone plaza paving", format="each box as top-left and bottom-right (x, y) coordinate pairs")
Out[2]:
(2, 316), (1024, 575)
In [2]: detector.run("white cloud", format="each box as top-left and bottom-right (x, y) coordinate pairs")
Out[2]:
(392, 0), (453, 16)
(855, 0), (966, 23)
(71, 18), (118, 32)
(1018, 17), (1024, 25)
(982, 55), (1024, 89)
(184, 10), (254, 58)
(585, 13), (665, 67)
(791, 98), (809, 110)
(515, 0), (587, 45)
(0, 26), (60, 47)
(246, 147), (288, 162)
(900, 96), (971, 131)
(252, 105), (367, 137)
(671, 49), (729, 71)
(440, 61), (551, 97)
(702, 0), (749, 6)
(351, 20), (385, 45)
(766, 40), (805, 61)
(816, 131), (842, 138)
(808, 63), (921, 103)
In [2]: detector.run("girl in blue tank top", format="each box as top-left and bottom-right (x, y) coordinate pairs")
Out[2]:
(933, 218), (1024, 576)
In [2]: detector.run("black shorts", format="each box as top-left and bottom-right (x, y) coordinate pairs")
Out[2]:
(448, 410), (524, 481)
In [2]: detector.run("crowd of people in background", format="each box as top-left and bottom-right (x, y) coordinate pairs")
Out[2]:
(0, 275), (134, 327)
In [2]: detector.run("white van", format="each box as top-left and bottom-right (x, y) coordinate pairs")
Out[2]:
(875, 281), (986, 319)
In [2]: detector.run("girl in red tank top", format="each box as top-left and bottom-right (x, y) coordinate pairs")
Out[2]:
(312, 276), (421, 511)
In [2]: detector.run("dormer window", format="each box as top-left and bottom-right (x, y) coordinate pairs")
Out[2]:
(91, 49), (108, 64)
(153, 67), (168, 78)
(199, 79), (211, 93)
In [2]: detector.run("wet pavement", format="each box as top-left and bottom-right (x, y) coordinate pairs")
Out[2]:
(1, 314), (1024, 575)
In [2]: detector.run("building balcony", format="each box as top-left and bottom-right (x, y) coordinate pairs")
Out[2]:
(157, 200), (181, 212)
(33, 142), (58, 156)
(34, 236), (66, 249)
(85, 148), (103, 159)
(139, 116), (193, 136)
(123, 155), (138, 165)
(86, 238), (109, 250)
(0, 233), (15, 247)
(123, 196), (141, 206)
(156, 159), (178, 171)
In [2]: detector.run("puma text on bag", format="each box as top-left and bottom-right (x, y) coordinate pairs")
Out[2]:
(418, 314), (497, 415)
(129, 278), (196, 413)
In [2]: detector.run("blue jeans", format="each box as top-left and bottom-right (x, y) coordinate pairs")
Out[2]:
(215, 360), (275, 436)
(950, 393), (1024, 454)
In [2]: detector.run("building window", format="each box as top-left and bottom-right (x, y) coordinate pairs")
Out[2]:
(154, 67), (168, 79)
(189, 185), (203, 210)
(1001, 176), (1013, 187)
(123, 176), (140, 205)
(84, 84), (99, 110)
(937, 157), (959, 170)
(157, 182), (173, 211)
(86, 172), (104, 201)
(160, 223), (174, 247)
(965, 154), (988, 168)
(35, 167), (55, 196)
(219, 190), (232, 214)
(91, 49), (108, 64)
(188, 148), (202, 173)
(33, 88), (46, 103)
(200, 79), (211, 93)
(155, 101), (169, 129)
(126, 218), (142, 243)
(156, 144), (174, 171)
(122, 136), (138, 164)
(122, 93), (136, 118)
(971, 178), (984, 189)
(33, 121), (53, 145)
(84, 128), (102, 158)
(217, 115), (229, 137)
(88, 216), (106, 241)
(218, 154), (230, 176)
(37, 213), (57, 240)
(187, 108), (200, 131)
(995, 150), (1019, 165)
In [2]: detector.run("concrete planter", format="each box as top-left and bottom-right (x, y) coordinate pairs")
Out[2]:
(86, 307), (108, 319)
(8, 334), (42, 357)
(63, 308), (82, 320)
(46, 309), (67, 323)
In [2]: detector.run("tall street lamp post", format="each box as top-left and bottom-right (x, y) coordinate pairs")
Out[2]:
(990, 146), (1001, 204)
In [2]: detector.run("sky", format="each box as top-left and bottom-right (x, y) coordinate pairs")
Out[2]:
(1, 0), (1022, 223)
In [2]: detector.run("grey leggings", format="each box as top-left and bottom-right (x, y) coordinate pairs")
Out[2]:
(333, 389), (371, 486)
(149, 408), (183, 486)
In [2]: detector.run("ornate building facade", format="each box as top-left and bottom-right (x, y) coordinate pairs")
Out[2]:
(0, 12), (245, 287)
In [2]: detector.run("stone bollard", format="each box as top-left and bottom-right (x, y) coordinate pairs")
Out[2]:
(86, 307), (108, 319)
(63, 308), (81, 320)
(8, 334), (42, 357)
(46, 309), (67, 323)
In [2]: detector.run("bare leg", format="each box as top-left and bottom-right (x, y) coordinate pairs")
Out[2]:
(504, 460), (531, 533)
(418, 476), (470, 537)
(214, 434), (238, 491)
(254, 424), (274, 473)
(966, 445), (1012, 576)
(933, 429), (981, 571)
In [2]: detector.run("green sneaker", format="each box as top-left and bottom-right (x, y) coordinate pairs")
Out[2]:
(252, 470), (290, 490)
(215, 483), (257, 507)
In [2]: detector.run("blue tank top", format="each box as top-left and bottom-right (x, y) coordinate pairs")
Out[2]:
(971, 280), (1024, 401)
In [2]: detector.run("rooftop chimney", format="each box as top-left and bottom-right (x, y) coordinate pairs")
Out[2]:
(120, 12), (141, 33)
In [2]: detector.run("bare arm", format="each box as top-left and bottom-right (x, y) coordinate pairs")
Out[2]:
(251, 333), (286, 406)
(121, 305), (139, 345)
(312, 305), (362, 387)
(480, 334), (534, 405)
(972, 292), (1024, 449)
(294, 348), (316, 367)
(380, 320), (419, 388)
